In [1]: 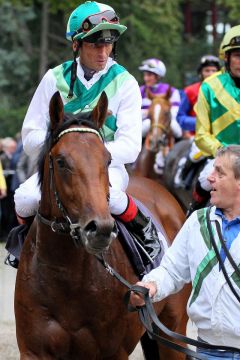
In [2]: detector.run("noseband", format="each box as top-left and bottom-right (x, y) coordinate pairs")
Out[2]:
(37, 127), (103, 247)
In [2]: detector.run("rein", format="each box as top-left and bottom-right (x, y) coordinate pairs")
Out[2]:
(37, 127), (103, 248)
(96, 254), (240, 359)
(151, 122), (169, 133)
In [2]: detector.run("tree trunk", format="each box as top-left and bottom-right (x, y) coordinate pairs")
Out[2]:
(39, 1), (49, 80)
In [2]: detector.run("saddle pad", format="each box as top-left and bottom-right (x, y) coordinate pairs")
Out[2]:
(116, 198), (168, 279)
(5, 224), (29, 260)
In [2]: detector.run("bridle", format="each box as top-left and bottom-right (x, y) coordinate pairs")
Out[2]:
(146, 110), (171, 152)
(37, 127), (103, 248)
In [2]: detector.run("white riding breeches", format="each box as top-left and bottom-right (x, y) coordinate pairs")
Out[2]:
(142, 118), (151, 138)
(189, 141), (205, 163)
(198, 158), (214, 191)
(14, 165), (129, 218)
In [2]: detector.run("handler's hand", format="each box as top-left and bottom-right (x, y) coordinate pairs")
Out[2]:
(130, 281), (157, 307)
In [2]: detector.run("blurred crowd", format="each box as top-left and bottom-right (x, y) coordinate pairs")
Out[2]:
(0, 135), (37, 241)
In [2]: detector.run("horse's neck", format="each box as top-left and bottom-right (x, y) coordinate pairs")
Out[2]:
(36, 223), (87, 268)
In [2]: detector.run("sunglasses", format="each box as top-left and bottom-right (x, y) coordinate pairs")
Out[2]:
(222, 36), (240, 49)
(81, 10), (119, 32)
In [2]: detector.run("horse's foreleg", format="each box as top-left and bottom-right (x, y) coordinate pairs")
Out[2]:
(20, 352), (54, 360)
(105, 347), (129, 360)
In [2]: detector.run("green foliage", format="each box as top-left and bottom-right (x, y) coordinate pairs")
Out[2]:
(0, 2), (36, 106)
(0, 0), (234, 137)
(0, 105), (27, 138)
(217, 0), (240, 22)
(113, 0), (184, 87)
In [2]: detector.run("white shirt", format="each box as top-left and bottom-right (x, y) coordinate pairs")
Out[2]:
(22, 58), (142, 166)
(143, 207), (240, 348)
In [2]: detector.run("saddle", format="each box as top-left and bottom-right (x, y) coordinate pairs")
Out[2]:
(116, 199), (166, 278)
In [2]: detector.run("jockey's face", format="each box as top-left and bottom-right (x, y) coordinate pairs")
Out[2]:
(79, 41), (113, 72)
(143, 72), (159, 87)
(201, 65), (219, 80)
(228, 50), (240, 78)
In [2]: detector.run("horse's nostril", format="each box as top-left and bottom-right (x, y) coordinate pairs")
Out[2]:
(85, 220), (97, 234)
(84, 219), (115, 237)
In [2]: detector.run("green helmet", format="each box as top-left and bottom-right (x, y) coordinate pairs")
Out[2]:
(66, 1), (127, 42)
(221, 25), (240, 56)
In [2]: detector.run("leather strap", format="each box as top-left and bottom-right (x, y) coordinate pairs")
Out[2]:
(206, 206), (240, 303)
(96, 254), (240, 358)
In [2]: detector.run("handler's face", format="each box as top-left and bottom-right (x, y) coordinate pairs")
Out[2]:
(207, 154), (240, 212)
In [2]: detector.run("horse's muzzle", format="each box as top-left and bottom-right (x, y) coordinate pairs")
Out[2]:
(80, 219), (118, 254)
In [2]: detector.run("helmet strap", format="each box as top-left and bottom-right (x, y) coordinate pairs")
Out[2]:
(225, 52), (231, 73)
(112, 42), (117, 61)
(67, 41), (80, 99)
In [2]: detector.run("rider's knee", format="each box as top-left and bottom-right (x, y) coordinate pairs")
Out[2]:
(14, 186), (40, 218)
(109, 188), (128, 215)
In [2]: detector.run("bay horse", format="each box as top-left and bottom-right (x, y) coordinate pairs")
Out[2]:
(131, 87), (175, 180)
(15, 91), (190, 359)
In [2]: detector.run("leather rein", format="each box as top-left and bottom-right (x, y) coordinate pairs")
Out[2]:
(96, 247), (240, 359)
(37, 127), (103, 248)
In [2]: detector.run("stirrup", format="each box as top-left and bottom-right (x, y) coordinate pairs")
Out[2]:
(4, 253), (19, 269)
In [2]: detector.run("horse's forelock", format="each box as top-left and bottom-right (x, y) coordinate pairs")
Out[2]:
(37, 110), (101, 189)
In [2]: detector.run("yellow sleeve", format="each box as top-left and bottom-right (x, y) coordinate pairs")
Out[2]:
(194, 86), (222, 157)
(0, 161), (7, 191)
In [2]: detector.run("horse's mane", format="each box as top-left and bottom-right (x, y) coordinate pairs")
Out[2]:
(38, 111), (101, 189)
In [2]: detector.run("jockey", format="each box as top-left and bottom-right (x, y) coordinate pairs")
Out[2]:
(139, 58), (182, 139)
(8, 1), (160, 267)
(138, 58), (182, 174)
(187, 25), (240, 215)
(174, 55), (221, 187)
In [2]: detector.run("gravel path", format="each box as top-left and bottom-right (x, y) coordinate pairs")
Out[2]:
(0, 244), (18, 359)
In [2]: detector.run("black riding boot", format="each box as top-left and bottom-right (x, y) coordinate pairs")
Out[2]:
(124, 208), (160, 263)
(187, 181), (210, 218)
(181, 156), (194, 180)
(4, 216), (35, 269)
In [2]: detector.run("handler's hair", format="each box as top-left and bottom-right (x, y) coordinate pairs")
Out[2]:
(216, 145), (240, 179)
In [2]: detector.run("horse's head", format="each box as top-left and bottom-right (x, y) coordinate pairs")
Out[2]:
(146, 87), (172, 153)
(38, 91), (117, 255)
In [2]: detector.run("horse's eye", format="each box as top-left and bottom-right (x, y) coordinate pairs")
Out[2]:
(56, 157), (66, 169)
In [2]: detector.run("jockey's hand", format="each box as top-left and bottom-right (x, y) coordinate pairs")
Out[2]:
(130, 281), (157, 307)
(141, 109), (149, 120)
(170, 117), (182, 139)
(0, 188), (7, 199)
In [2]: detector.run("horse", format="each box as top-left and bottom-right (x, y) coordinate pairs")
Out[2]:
(163, 138), (207, 212)
(15, 91), (190, 360)
(130, 87), (175, 181)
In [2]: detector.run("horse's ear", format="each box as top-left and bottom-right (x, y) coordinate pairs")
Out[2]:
(146, 88), (155, 100)
(165, 85), (172, 100)
(49, 91), (64, 131)
(92, 91), (108, 129)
